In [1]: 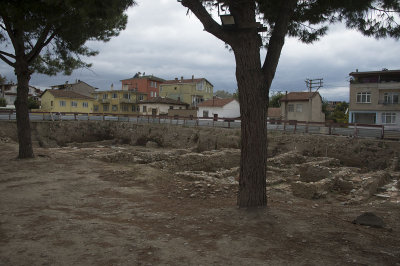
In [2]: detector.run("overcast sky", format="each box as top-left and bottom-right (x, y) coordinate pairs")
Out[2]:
(1, 0), (400, 101)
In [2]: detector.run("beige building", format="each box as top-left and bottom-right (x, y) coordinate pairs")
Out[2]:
(51, 80), (97, 97)
(349, 69), (400, 128)
(280, 92), (325, 122)
(159, 76), (213, 107)
(92, 90), (147, 114)
(40, 90), (94, 113)
(139, 96), (189, 116)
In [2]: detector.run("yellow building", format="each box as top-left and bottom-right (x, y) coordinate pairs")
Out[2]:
(92, 90), (147, 114)
(159, 76), (214, 107)
(40, 90), (94, 113)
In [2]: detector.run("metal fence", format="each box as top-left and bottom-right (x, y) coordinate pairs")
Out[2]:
(1, 110), (399, 140)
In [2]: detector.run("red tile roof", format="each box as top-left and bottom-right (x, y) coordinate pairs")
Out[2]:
(197, 98), (236, 107)
(280, 92), (320, 102)
(43, 89), (93, 100)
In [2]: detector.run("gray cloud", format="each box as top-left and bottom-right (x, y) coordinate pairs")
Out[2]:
(1, 1), (399, 101)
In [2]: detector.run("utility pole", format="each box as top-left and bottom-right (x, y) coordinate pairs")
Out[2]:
(305, 78), (323, 122)
(305, 78), (323, 93)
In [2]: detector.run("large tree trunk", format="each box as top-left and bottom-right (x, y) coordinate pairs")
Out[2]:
(234, 39), (269, 208)
(15, 59), (34, 159)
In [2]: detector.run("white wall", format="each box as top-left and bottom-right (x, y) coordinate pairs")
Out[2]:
(139, 103), (185, 115)
(198, 100), (240, 118)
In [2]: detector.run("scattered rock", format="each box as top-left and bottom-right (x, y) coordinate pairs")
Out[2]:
(298, 163), (332, 182)
(268, 151), (306, 166)
(291, 178), (334, 199)
(145, 141), (159, 148)
(362, 171), (392, 196)
(352, 212), (385, 228)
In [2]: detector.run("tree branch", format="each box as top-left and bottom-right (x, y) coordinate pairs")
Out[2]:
(262, 0), (297, 88)
(0, 50), (16, 59)
(180, 0), (230, 43)
(0, 53), (15, 67)
(0, 12), (18, 49)
(26, 26), (54, 63)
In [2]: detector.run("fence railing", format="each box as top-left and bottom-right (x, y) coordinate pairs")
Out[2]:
(1, 110), (399, 140)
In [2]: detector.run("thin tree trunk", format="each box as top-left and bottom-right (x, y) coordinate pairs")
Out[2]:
(15, 59), (34, 159)
(234, 40), (269, 207)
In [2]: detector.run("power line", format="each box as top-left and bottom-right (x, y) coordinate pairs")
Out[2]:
(305, 78), (323, 92)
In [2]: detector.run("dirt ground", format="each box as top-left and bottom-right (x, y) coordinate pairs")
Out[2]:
(1, 136), (400, 265)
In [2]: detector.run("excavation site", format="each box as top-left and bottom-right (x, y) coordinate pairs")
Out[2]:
(0, 121), (399, 265)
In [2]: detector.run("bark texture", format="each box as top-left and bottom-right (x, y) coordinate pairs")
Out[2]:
(235, 43), (268, 207)
(15, 58), (34, 159)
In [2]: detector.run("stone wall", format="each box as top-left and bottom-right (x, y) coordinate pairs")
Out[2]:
(1, 120), (399, 170)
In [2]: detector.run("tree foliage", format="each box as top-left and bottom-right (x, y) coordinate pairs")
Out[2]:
(269, 91), (284, 107)
(27, 97), (40, 110)
(324, 100), (349, 123)
(0, 0), (135, 75)
(0, 74), (6, 84)
(214, 90), (233, 98)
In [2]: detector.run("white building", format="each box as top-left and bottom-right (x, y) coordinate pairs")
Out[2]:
(0, 84), (42, 108)
(197, 98), (240, 119)
(139, 96), (189, 116)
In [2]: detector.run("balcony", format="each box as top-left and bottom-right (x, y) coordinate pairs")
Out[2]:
(378, 100), (399, 105)
(120, 98), (134, 103)
(100, 99), (110, 103)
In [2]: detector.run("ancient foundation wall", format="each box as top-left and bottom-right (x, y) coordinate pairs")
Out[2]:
(0, 120), (398, 170)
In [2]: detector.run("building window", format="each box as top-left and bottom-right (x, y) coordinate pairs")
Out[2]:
(296, 104), (302, 112)
(103, 105), (109, 112)
(82, 102), (88, 108)
(59, 100), (66, 107)
(382, 112), (396, 124)
(154, 92), (157, 97)
(203, 110), (209, 117)
(94, 94), (98, 100)
(103, 94), (108, 99)
(169, 106), (174, 109)
(150, 91), (154, 97)
(288, 104), (294, 112)
(132, 105), (136, 112)
(112, 93), (118, 99)
(356, 92), (371, 103)
(51, 101), (53, 107)
(143, 106), (147, 112)
(123, 84), (129, 90)
(123, 93), (130, 99)
(112, 105), (118, 111)
(384, 92), (399, 104)
(150, 81), (157, 88)
(160, 86), (163, 92)
(139, 95), (144, 100)
(71, 101), (78, 107)
(94, 105), (99, 112)
(121, 105), (129, 111)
